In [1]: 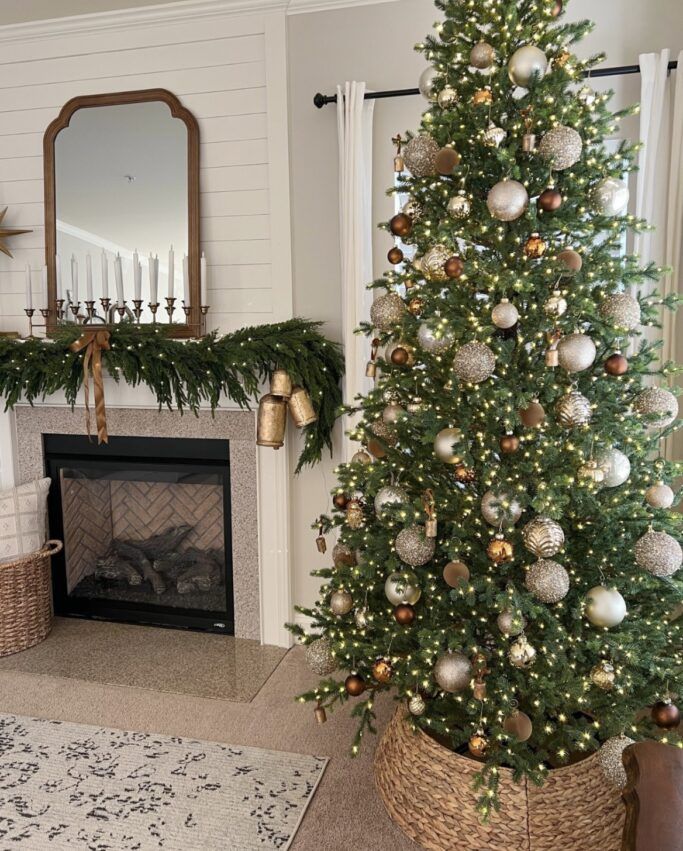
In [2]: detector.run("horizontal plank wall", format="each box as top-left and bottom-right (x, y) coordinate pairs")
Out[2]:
(0, 3), (293, 335)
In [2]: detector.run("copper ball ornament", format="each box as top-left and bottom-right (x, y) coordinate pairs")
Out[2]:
(524, 233), (547, 258)
(651, 699), (681, 730)
(519, 400), (546, 428)
(444, 255), (465, 279)
(468, 731), (489, 758)
(389, 213), (412, 238)
(332, 542), (356, 566)
(500, 433), (520, 454)
(345, 673), (366, 696)
(387, 246), (404, 265)
(390, 345), (412, 367)
(333, 493), (349, 510)
(538, 188), (563, 211)
(551, 0), (563, 16)
(372, 657), (393, 685)
(394, 603), (416, 626)
(503, 709), (533, 742)
(487, 534), (514, 564)
(435, 146), (461, 176)
(443, 561), (470, 588)
(605, 353), (629, 376)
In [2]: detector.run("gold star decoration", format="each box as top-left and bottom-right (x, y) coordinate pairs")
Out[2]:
(0, 207), (32, 258)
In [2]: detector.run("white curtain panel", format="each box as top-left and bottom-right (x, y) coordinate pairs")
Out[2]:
(337, 81), (375, 461)
(663, 52), (683, 368)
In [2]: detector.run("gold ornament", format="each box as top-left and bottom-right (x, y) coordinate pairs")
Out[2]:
(454, 464), (476, 484)
(372, 657), (393, 684)
(447, 192), (472, 220)
(633, 387), (679, 430)
(434, 427), (464, 464)
(508, 634), (537, 668)
(423, 245), (451, 281)
(354, 607), (369, 629)
(556, 390), (592, 427)
(538, 125), (583, 170)
(599, 293), (641, 330)
(481, 490), (523, 526)
(468, 729), (489, 758)
(453, 341), (497, 383)
(503, 709), (533, 742)
(408, 694), (426, 716)
(472, 88), (493, 106)
(443, 560), (470, 588)
(508, 45), (548, 87)
(385, 570), (421, 606)
(557, 333), (596, 373)
(437, 85), (458, 109)
(491, 299), (519, 329)
(590, 660), (616, 691)
(395, 525), (436, 566)
(634, 529), (682, 577)
(351, 450), (372, 466)
(433, 651), (472, 693)
(544, 291), (567, 317)
(522, 516), (565, 558)
(487, 534), (514, 564)
(288, 386), (317, 427)
(524, 233), (547, 258)
(329, 589), (353, 616)
(577, 459), (606, 485)
(256, 394), (287, 449)
(408, 296), (425, 316)
(584, 585), (627, 628)
(374, 485), (408, 517)
(332, 543), (356, 567)
(403, 134), (440, 177)
(305, 637), (337, 676)
(645, 482), (675, 509)
(470, 41), (496, 70)
(484, 123), (507, 148)
(370, 293), (406, 330)
(554, 50), (572, 68)
(487, 179), (529, 222)
(599, 735), (635, 789)
(345, 500), (364, 529)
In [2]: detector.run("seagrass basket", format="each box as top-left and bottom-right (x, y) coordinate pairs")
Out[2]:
(0, 541), (61, 657)
(375, 707), (625, 851)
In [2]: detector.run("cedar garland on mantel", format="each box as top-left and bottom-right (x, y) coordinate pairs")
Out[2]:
(0, 319), (344, 472)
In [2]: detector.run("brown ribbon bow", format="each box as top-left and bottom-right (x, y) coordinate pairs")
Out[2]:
(69, 329), (111, 444)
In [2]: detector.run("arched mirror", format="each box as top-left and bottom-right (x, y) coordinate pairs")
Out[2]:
(44, 89), (201, 337)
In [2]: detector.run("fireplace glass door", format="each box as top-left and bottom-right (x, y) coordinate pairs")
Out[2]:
(45, 435), (233, 634)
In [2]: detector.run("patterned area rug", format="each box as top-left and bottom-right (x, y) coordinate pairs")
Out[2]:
(0, 714), (327, 849)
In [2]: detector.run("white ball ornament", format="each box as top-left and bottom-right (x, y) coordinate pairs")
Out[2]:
(418, 67), (439, 101)
(433, 651), (472, 693)
(481, 490), (523, 526)
(596, 448), (631, 488)
(538, 125), (583, 170)
(487, 179), (529, 222)
(417, 322), (455, 354)
(525, 559), (570, 603)
(508, 45), (549, 87)
(594, 177), (630, 216)
(557, 333), (596, 373)
(633, 387), (678, 430)
(600, 293), (641, 330)
(453, 341), (496, 383)
(585, 586), (627, 628)
(492, 299), (519, 329)
(374, 485), (408, 517)
(645, 482), (675, 510)
(434, 427), (464, 464)
(385, 570), (421, 606)
(634, 530), (682, 578)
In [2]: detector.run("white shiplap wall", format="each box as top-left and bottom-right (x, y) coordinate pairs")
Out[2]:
(0, 4), (292, 334)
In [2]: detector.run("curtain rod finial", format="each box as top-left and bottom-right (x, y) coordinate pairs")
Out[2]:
(314, 93), (327, 109)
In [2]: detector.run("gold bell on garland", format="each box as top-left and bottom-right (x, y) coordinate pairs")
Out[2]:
(288, 386), (318, 427)
(257, 394), (287, 449)
(270, 369), (293, 399)
(314, 701), (327, 725)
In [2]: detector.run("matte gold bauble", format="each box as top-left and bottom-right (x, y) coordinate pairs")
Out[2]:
(519, 400), (546, 427)
(351, 450), (372, 466)
(538, 188), (563, 211)
(503, 709), (533, 742)
(454, 464), (476, 484)
(557, 248), (583, 274)
(605, 353), (629, 375)
(645, 482), (675, 510)
(394, 603), (416, 626)
(387, 246), (404, 265)
(487, 179), (529, 222)
(524, 233), (547, 258)
(500, 433), (520, 454)
(508, 45), (549, 87)
(584, 585), (627, 628)
(444, 255), (465, 279)
(487, 534), (514, 564)
(434, 427), (464, 464)
(435, 146), (461, 176)
(590, 660), (616, 691)
(468, 730), (489, 758)
(389, 213), (412, 238)
(651, 699), (681, 730)
(372, 657), (393, 684)
(345, 673), (366, 696)
(329, 589), (353, 616)
(470, 41), (496, 70)
(472, 88), (493, 106)
(385, 570), (421, 606)
(443, 560), (470, 588)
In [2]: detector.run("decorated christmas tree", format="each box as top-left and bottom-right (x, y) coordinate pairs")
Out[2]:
(291, 0), (682, 812)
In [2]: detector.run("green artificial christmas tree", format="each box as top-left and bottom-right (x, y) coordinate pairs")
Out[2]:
(291, 0), (682, 814)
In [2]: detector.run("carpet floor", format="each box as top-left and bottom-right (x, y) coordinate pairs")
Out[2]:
(0, 638), (418, 850)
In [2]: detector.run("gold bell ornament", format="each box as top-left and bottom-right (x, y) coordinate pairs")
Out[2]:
(521, 107), (537, 152)
(256, 394), (287, 449)
(315, 520), (327, 554)
(545, 330), (561, 368)
(270, 369), (293, 399)
(392, 134), (405, 173)
(423, 489), (438, 538)
(366, 338), (380, 379)
(288, 386), (318, 428)
(314, 702), (327, 725)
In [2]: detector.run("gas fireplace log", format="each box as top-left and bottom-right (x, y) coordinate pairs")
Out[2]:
(176, 552), (221, 595)
(113, 540), (167, 595)
(95, 552), (143, 586)
(120, 525), (194, 559)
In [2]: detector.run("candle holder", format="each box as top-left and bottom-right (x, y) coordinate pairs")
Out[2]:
(201, 305), (210, 336)
(132, 299), (144, 323)
(149, 302), (160, 323)
(165, 296), (176, 324)
(182, 303), (191, 322)
(24, 308), (36, 338)
(56, 299), (65, 322)
(70, 303), (82, 324)
(84, 300), (96, 322)
(116, 302), (127, 322)
(100, 297), (111, 321)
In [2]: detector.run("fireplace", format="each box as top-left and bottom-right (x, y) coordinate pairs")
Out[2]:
(44, 434), (234, 634)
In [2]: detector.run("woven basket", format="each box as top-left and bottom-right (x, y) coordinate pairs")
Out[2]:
(375, 707), (625, 851)
(0, 540), (61, 657)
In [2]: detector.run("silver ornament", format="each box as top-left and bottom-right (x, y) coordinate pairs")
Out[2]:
(437, 85), (458, 109)
(538, 125), (583, 170)
(484, 123), (507, 148)
(525, 559), (570, 603)
(594, 177), (630, 216)
(382, 403), (405, 424)
(633, 387), (678, 429)
(417, 321), (455, 354)
(354, 607), (370, 629)
(481, 490), (523, 526)
(491, 299), (519, 329)
(585, 586), (627, 628)
(591, 660), (616, 691)
(351, 450), (372, 466)
(374, 485), (409, 516)
(408, 694), (426, 716)
(508, 634), (537, 668)
(645, 482), (675, 510)
(395, 525), (436, 566)
(556, 391), (592, 427)
(385, 570), (421, 606)
(433, 427), (464, 464)
(305, 637), (337, 676)
(329, 589), (353, 616)
(600, 293), (641, 330)
(634, 529), (682, 578)
(470, 41), (496, 70)
(433, 651), (472, 693)
(403, 134), (440, 178)
(423, 245), (451, 281)
(402, 198), (423, 221)
(599, 735), (635, 789)
(370, 293), (406, 330)
(418, 66), (439, 100)
(596, 448), (631, 488)
(453, 341), (496, 383)
(522, 516), (565, 558)
(497, 609), (526, 636)
(544, 291), (568, 317)
(508, 45), (549, 87)
(557, 332), (596, 373)
(487, 179), (529, 222)
(447, 192), (471, 220)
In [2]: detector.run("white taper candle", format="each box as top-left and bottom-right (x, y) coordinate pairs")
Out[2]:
(101, 250), (109, 300)
(70, 254), (79, 304)
(86, 253), (93, 302)
(114, 253), (124, 306)
(200, 252), (207, 306)
(25, 264), (32, 310)
(182, 254), (189, 305)
(168, 245), (174, 299)
(55, 255), (62, 301)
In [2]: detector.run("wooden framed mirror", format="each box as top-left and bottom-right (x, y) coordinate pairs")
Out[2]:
(44, 89), (201, 338)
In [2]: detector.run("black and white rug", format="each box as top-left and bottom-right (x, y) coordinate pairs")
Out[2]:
(0, 714), (327, 849)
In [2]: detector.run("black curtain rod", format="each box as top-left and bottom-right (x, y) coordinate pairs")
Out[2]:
(313, 60), (679, 108)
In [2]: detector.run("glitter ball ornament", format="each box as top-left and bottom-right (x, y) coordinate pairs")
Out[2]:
(385, 570), (421, 606)
(645, 482), (675, 509)
(434, 427), (464, 463)
(522, 516), (565, 558)
(408, 694), (426, 716)
(305, 637), (337, 675)
(508, 635), (537, 668)
(525, 559), (570, 603)
(402, 198), (423, 221)
(503, 709), (533, 742)
(556, 391), (592, 427)
(599, 735), (635, 789)
(633, 387), (678, 429)
(591, 660), (616, 691)
(354, 607), (369, 629)
(487, 534), (514, 564)
(585, 586), (627, 628)
(594, 177), (630, 215)
(484, 123), (507, 148)
(481, 490), (523, 526)
(372, 657), (393, 684)
(453, 341), (496, 383)
(437, 85), (458, 109)
(634, 529), (682, 578)
(600, 293), (641, 330)
(538, 125), (583, 170)
(374, 485), (408, 517)
(370, 293), (406, 330)
(418, 66), (438, 100)
(403, 134), (440, 177)
(557, 333), (596, 373)
(395, 525), (436, 566)
(487, 179), (529, 222)
(651, 699), (681, 730)
(329, 589), (353, 616)
(345, 500), (364, 529)
(492, 299), (519, 329)
(423, 245), (451, 281)
(596, 448), (631, 488)
(370, 419), (397, 447)
(433, 651), (472, 693)
(544, 291), (568, 317)
(332, 543), (356, 567)
(497, 609), (526, 636)
(448, 192), (471, 220)
(443, 561), (470, 588)
(417, 322), (455, 354)
(470, 41), (496, 69)
(508, 45), (548, 87)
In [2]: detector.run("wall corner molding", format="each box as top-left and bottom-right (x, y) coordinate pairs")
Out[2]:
(286, 0), (399, 13)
